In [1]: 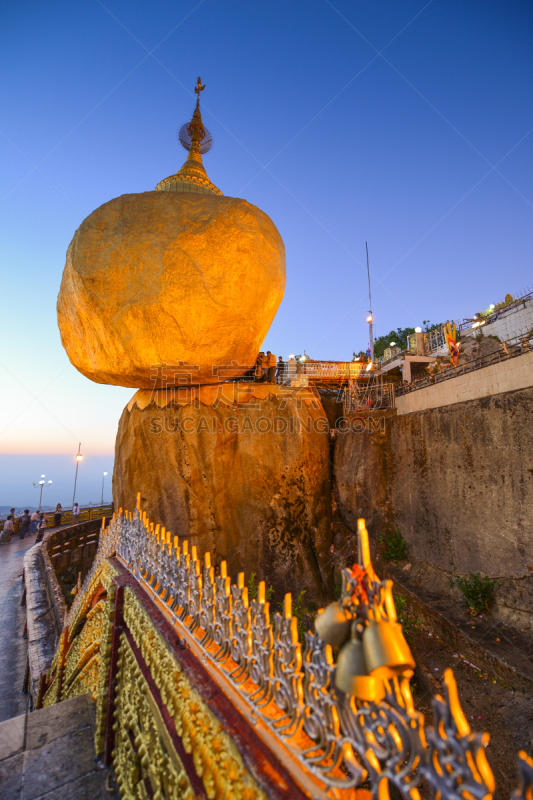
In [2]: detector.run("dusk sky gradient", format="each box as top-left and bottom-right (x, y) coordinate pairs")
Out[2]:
(1, 0), (532, 505)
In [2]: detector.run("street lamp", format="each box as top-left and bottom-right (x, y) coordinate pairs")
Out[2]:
(101, 472), (108, 505)
(72, 443), (83, 508)
(33, 475), (52, 512)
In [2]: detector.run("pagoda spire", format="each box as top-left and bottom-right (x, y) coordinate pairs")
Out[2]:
(155, 77), (222, 196)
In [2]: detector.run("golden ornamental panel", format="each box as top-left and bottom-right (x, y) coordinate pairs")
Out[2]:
(113, 633), (195, 800)
(121, 587), (268, 800)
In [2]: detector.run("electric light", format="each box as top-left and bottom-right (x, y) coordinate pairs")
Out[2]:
(415, 327), (422, 333)
(366, 314), (373, 323)
(366, 361), (373, 372)
(390, 342), (396, 347)
(76, 453), (83, 462)
(289, 354), (295, 359)
(490, 304), (495, 310)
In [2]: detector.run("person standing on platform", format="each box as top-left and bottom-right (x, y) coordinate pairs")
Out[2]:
(73, 502), (80, 524)
(19, 510), (31, 540)
(275, 356), (285, 384)
(54, 503), (63, 527)
(1, 516), (14, 544)
(10, 508), (19, 536)
(255, 353), (266, 383)
(260, 351), (269, 381)
(267, 351), (276, 383)
(30, 511), (39, 536)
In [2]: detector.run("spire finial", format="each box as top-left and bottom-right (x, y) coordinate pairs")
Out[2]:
(195, 77), (206, 104)
(154, 77), (222, 196)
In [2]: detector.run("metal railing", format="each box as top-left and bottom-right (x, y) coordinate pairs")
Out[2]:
(63, 502), (533, 798)
(343, 378), (396, 412)
(396, 336), (533, 396)
(1, 503), (113, 533)
(457, 289), (533, 332)
(276, 361), (368, 382)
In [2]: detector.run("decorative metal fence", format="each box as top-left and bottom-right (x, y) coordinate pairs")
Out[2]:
(46, 500), (533, 799)
(343, 378), (395, 413)
(278, 361), (368, 384)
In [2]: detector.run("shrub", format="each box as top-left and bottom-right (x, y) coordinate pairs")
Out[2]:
(450, 572), (498, 615)
(381, 528), (408, 562)
(247, 572), (274, 603)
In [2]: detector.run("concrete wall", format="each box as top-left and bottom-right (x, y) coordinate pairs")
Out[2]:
(462, 297), (533, 342)
(396, 350), (533, 414)
(335, 387), (533, 629)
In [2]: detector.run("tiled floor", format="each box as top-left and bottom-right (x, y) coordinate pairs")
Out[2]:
(0, 694), (118, 799)
(0, 534), (37, 722)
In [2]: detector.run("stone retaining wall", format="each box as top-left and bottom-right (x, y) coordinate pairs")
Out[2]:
(335, 387), (533, 628)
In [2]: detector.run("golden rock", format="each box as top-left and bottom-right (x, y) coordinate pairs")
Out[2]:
(57, 190), (285, 388)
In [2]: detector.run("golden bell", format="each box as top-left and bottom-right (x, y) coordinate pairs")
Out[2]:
(362, 620), (416, 679)
(335, 637), (385, 702)
(314, 602), (352, 650)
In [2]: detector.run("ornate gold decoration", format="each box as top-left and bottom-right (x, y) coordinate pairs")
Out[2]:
(155, 77), (222, 196)
(113, 634), (195, 800)
(120, 587), (267, 800)
(40, 556), (118, 754)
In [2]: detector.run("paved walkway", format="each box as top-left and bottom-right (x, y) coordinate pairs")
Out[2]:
(0, 693), (118, 798)
(0, 534), (39, 722)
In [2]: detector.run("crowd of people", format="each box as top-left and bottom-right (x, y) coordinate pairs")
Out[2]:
(252, 352), (302, 383)
(0, 502), (81, 546)
(253, 351), (281, 382)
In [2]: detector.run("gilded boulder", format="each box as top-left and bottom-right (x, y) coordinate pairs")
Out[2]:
(57, 192), (285, 388)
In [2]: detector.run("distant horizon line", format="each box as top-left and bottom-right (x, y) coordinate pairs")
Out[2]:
(0, 451), (115, 457)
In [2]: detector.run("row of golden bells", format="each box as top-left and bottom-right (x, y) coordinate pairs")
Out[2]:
(315, 600), (415, 702)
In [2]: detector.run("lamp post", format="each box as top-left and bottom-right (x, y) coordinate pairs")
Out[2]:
(101, 472), (108, 505)
(72, 443), (83, 509)
(33, 475), (52, 512)
(366, 242), (374, 363)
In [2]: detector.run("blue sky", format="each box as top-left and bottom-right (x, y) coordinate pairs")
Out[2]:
(1, 0), (532, 503)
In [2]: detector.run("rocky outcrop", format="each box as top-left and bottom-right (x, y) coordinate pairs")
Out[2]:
(57, 192), (285, 388)
(113, 385), (333, 602)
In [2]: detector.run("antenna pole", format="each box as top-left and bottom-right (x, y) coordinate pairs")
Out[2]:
(366, 242), (374, 363)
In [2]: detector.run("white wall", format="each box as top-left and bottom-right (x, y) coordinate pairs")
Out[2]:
(396, 350), (533, 414)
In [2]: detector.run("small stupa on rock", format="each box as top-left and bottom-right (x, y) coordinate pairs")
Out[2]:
(155, 78), (222, 196)
(57, 78), (285, 388)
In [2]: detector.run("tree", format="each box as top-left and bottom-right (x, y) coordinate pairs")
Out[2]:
(373, 326), (416, 359)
